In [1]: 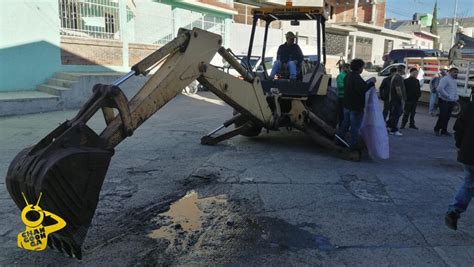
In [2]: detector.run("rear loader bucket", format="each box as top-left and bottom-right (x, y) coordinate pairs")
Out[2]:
(6, 121), (113, 259)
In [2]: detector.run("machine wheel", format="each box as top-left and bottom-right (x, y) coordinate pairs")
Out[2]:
(233, 111), (262, 137)
(309, 86), (339, 128)
(451, 100), (462, 117)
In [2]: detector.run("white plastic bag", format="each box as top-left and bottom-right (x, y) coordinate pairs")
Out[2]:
(360, 87), (390, 159)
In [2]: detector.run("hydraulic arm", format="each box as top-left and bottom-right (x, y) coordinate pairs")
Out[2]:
(5, 28), (275, 259)
(5, 27), (357, 259)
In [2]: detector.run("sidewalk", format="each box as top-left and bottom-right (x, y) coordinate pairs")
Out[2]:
(0, 72), (149, 117)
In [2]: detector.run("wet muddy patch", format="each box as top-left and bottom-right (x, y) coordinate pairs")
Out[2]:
(84, 187), (335, 265)
(341, 174), (391, 203)
(147, 191), (227, 249)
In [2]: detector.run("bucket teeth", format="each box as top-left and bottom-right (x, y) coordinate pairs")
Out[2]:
(62, 241), (73, 257)
(73, 247), (83, 260)
(48, 236), (82, 259)
(52, 236), (63, 253)
(48, 237), (54, 250)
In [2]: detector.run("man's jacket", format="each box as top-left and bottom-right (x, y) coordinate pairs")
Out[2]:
(343, 71), (373, 112)
(389, 73), (407, 102)
(276, 43), (304, 64)
(454, 98), (474, 165)
(404, 77), (421, 103)
(379, 75), (392, 101)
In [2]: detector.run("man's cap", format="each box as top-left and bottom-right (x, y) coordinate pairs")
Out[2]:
(286, 31), (296, 39)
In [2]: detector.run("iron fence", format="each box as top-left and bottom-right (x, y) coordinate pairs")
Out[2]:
(59, 0), (122, 40)
(58, 0), (227, 45)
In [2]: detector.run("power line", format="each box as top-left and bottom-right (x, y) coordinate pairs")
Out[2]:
(385, 7), (413, 19)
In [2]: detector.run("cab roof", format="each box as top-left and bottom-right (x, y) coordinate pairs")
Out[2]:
(252, 6), (327, 22)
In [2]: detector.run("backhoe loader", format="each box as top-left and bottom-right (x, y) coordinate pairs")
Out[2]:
(6, 5), (358, 259)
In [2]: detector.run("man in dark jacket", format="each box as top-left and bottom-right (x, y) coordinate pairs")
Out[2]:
(380, 67), (397, 121)
(269, 31), (304, 80)
(401, 68), (422, 129)
(445, 93), (474, 230)
(387, 65), (407, 136)
(336, 59), (376, 149)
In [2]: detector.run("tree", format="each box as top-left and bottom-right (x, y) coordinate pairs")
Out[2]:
(430, 0), (439, 49)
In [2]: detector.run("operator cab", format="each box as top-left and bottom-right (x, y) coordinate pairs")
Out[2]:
(245, 5), (329, 97)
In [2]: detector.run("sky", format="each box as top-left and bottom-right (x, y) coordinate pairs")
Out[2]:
(385, 0), (474, 20)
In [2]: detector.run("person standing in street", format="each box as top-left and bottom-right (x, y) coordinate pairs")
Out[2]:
(337, 59), (376, 150)
(415, 64), (425, 87)
(448, 40), (465, 65)
(382, 54), (390, 69)
(429, 70), (447, 116)
(445, 92), (474, 230)
(380, 67), (397, 122)
(336, 63), (350, 126)
(336, 55), (346, 73)
(434, 67), (459, 136)
(401, 68), (421, 129)
(387, 65), (407, 136)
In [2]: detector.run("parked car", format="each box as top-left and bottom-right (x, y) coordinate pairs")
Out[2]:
(363, 63), (406, 89)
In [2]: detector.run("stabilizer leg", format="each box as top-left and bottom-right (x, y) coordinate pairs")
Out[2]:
(201, 121), (256, 145)
(304, 127), (361, 161)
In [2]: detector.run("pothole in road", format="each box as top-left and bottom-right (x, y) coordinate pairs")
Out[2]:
(148, 191), (227, 246)
(139, 191), (334, 265)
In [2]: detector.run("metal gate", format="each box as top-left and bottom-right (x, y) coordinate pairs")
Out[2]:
(355, 37), (373, 63)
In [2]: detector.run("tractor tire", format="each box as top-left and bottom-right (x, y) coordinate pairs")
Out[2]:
(451, 100), (462, 117)
(309, 86), (339, 128)
(233, 111), (262, 137)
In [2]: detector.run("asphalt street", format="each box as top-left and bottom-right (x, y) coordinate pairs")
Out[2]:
(0, 92), (472, 266)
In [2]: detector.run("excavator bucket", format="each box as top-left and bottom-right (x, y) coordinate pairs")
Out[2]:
(4, 29), (218, 259)
(6, 121), (113, 259)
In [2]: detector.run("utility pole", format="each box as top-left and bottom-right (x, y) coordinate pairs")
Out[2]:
(119, 0), (129, 69)
(451, 0), (458, 47)
(430, 0), (438, 49)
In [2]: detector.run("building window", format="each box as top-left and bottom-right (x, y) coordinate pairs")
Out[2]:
(60, 0), (79, 30)
(104, 13), (115, 34)
(355, 37), (373, 63)
(58, 0), (126, 40)
(383, 39), (393, 55)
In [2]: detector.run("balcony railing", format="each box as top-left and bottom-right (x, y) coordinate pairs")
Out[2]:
(59, 0), (126, 40)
